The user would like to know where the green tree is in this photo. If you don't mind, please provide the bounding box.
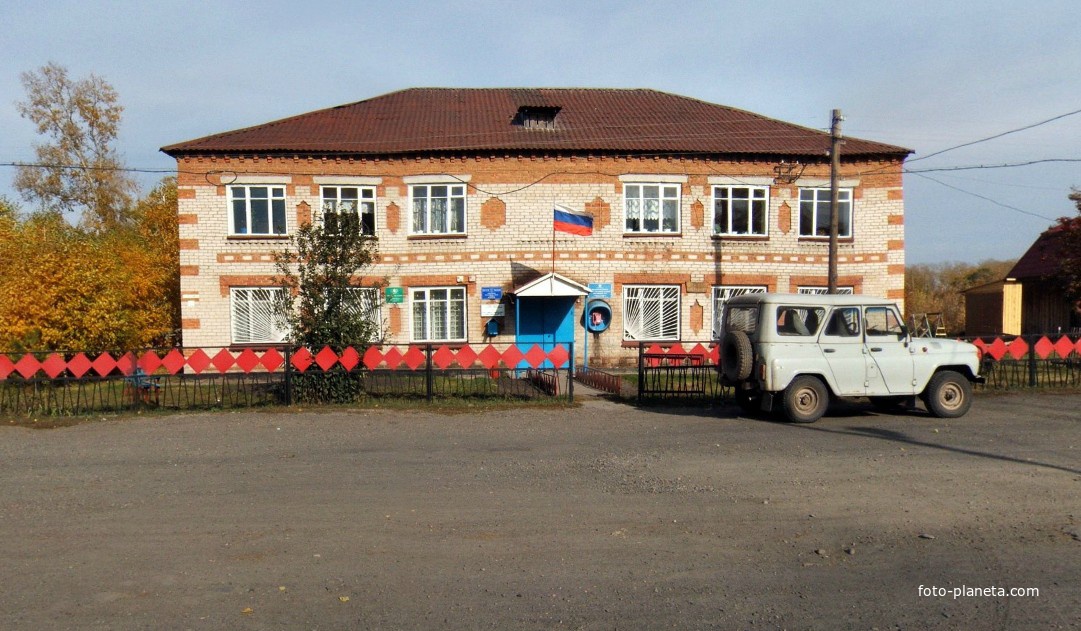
[14,62,137,230]
[274,214,383,402]
[1056,189,1081,311]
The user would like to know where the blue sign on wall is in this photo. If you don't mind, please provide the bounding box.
[481,287,503,301]
[588,283,612,299]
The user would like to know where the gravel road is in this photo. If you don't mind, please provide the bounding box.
[1,392,1079,630]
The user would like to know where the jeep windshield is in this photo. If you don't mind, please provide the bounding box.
[725,306,759,335]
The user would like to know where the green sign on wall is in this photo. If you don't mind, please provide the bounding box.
[385,287,404,304]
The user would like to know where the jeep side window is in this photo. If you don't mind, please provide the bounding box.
[776,307,825,336]
[824,308,860,337]
[865,307,904,336]
[725,306,758,335]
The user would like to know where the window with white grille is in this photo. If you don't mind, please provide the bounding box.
[231,288,288,344]
[411,287,467,342]
[623,285,680,341]
[712,286,767,338]
[797,286,854,295]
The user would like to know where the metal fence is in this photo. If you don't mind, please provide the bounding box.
[0,343,574,417]
[631,335,1081,403]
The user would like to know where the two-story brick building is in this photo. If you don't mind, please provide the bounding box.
[162,88,910,366]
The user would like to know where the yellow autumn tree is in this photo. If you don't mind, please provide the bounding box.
[0,179,179,352]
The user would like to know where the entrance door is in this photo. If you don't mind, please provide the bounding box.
[516,297,576,368]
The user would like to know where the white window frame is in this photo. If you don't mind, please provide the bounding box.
[798,187,852,238]
[229,185,288,236]
[410,184,467,235]
[411,286,467,342]
[797,286,854,295]
[623,183,681,234]
[321,185,376,235]
[230,287,288,344]
[623,285,681,341]
[712,285,767,338]
[712,186,769,236]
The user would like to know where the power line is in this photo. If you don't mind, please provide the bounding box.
[908,107,1081,163]
[905,158,1081,173]
[911,172,1058,221]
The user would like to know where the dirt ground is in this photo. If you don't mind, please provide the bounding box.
[1,392,1079,630]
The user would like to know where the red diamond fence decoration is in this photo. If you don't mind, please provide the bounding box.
[42,354,67,379]
[1054,336,1076,359]
[1034,337,1054,360]
[501,345,525,368]
[315,346,339,371]
[402,346,426,370]
[667,343,687,356]
[986,338,1007,361]
[259,348,284,372]
[523,344,547,368]
[382,347,404,369]
[1076,337,1081,355]
[432,346,456,369]
[455,345,478,368]
[235,349,261,373]
[291,348,313,373]
[139,350,163,374]
[546,345,569,368]
[363,346,385,369]
[15,354,41,379]
[708,345,720,364]
[92,352,117,377]
[116,352,136,376]
[0,355,14,379]
[211,349,236,373]
[339,347,360,371]
[1006,338,1029,360]
[185,349,211,374]
[689,343,709,358]
[67,353,92,378]
[477,345,501,369]
[161,349,187,375]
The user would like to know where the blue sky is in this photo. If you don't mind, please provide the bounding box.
[1,0,1079,264]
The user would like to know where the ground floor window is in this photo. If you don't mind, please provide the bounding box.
[712,286,767,338]
[623,285,680,341]
[412,287,467,342]
[231,287,288,344]
[797,286,854,295]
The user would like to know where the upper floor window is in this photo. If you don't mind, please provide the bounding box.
[230,186,287,236]
[799,188,852,238]
[411,184,466,235]
[624,184,680,234]
[623,285,680,341]
[322,186,375,235]
[713,186,768,236]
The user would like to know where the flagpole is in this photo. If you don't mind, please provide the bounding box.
[551,200,556,274]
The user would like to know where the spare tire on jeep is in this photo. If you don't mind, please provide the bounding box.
[721,330,754,382]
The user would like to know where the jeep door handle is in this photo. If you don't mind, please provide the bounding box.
[870,347,883,352]
[824,349,836,353]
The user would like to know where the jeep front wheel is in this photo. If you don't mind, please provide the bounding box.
[782,376,829,424]
[922,370,972,418]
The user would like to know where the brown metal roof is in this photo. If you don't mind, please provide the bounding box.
[1008,227,1066,280]
[161,88,911,159]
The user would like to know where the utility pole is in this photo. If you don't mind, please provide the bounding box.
[828,109,843,294]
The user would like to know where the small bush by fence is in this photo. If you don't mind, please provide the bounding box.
[0,343,574,417]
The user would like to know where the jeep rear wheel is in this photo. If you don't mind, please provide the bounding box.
[722,330,754,382]
[922,370,972,418]
[782,376,829,424]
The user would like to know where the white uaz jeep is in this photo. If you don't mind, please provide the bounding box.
[718,293,985,423]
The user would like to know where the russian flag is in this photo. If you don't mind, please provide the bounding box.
[553,204,593,236]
